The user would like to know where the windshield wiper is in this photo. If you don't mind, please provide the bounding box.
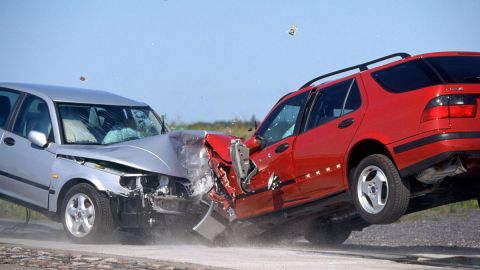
[72,141,102,145]
[463,76,480,83]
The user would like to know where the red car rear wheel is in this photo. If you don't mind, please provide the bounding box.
[352,154,410,224]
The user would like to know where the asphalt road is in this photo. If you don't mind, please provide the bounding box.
[0,210,479,270]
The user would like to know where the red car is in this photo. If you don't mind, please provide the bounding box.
[196,51,480,245]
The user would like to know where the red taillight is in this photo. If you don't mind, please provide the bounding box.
[421,95,478,122]
[421,106,449,122]
[449,104,477,118]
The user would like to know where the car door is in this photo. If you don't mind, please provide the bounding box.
[0,94,56,208]
[235,91,310,217]
[0,88,23,197]
[293,77,365,200]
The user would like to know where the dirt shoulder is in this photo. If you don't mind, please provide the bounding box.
[0,244,222,270]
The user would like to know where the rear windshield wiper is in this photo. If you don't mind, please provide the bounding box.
[462,76,480,83]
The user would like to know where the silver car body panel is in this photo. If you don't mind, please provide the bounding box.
[48,156,129,213]
[0,83,214,225]
[50,131,208,178]
[0,130,55,208]
[0,83,147,106]
[47,130,212,213]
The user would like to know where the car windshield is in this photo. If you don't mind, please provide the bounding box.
[57,103,167,145]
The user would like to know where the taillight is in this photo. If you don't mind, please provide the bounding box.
[421,95,478,122]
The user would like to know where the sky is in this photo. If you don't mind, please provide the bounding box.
[0,0,479,123]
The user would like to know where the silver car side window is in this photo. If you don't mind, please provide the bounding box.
[13,95,53,142]
[0,89,21,129]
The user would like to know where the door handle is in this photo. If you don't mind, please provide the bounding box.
[275,143,289,153]
[3,137,15,146]
[338,118,354,129]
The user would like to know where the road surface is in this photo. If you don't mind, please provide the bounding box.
[0,211,479,269]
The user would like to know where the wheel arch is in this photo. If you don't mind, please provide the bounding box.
[346,139,396,187]
[55,178,99,220]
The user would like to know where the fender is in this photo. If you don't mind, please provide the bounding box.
[205,133,238,163]
[343,134,394,188]
[49,157,128,212]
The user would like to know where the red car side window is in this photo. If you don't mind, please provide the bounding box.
[257,91,308,145]
[305,79,361,131]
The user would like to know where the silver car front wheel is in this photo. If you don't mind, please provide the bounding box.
[65,193,96,238]
[61,183,114,243]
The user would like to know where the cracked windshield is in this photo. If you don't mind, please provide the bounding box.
[58,104,166,145]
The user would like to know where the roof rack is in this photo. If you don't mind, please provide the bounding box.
[300,52,411,89]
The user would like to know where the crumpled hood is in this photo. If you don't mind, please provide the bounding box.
[52,130,209,179]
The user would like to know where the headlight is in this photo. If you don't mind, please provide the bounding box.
[119,174,173,192]
[119,176,137,190]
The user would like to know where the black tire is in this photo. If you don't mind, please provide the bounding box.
[351,154,410,224]
[61,183,115,243]
[304,221,351,246]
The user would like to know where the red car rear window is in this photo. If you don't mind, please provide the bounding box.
[426,56,480,84]
[372,56,480,93]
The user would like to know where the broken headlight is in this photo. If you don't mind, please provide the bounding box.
[119,174,190,197]
[119,174,169,191]
[119,176,138,190]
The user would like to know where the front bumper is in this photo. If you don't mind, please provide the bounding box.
[110,194,210,229]
[111,195,153,228]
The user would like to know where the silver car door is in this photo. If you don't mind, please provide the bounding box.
[0,95,55,208]
[0,89,23,200]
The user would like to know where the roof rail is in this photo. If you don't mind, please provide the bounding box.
[299,52,411,89]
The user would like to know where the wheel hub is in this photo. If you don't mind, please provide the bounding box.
[357,166,389,214]
[65,193,96,238]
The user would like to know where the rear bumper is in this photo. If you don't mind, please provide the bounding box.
[399,151,480,177]
[389,131,480,177]
[393,132,480,154]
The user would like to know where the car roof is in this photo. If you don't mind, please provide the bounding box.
[0,82,147,106]
[299,51,480,91]
[276,51,480,106]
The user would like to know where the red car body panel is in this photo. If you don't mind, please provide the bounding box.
[205,51,480,223]
[205,133,234,163]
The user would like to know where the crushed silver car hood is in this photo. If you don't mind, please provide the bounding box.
[52,130,209,180]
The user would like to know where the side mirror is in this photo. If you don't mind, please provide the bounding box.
[28,130,48,148]
[245,135,263,154]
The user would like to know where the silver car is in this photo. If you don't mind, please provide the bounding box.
[0,83,215,242]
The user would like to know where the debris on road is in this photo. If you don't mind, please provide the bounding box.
[0,245,213,270]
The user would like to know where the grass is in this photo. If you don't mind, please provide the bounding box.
[0,200,47,220]
[401,199,479,222]
[169,119,256,139]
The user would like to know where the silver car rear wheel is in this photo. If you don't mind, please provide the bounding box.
[65,193,96,238]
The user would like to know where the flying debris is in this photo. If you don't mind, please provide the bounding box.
[288,24,298,36]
